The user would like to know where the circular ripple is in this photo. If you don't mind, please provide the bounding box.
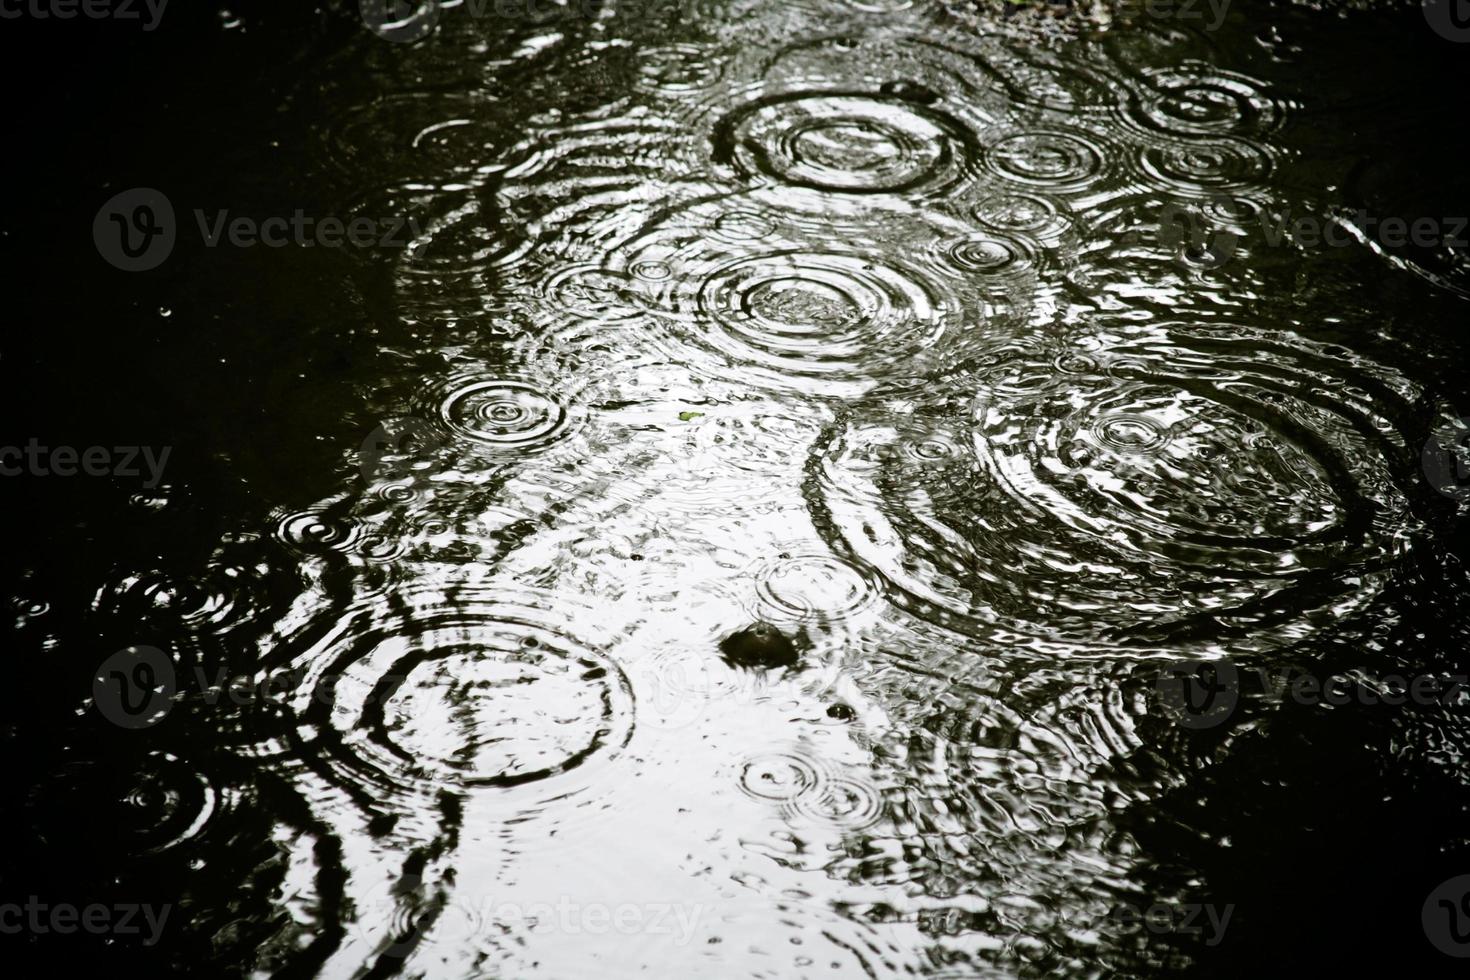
[1139,137,1272,193]
[1127,64,1282,138]
[635,44,722,95]
[711,208,779,243]
[541,264,653,323]
[1090,411,1171,455]
[275,510,362,555]
[712,92,977,195]
[984,131,1106,193]
[346,183,536,276]
[738,751,825,803]
[809,324,1417,650]
[325,93,507,181]
[935,232,1039,277]
[630,259,674,282]
[753,552,878,625]
[436,379,577,451]
[985,43,1132,115]
[29,753,217,857]
[793,775,884,829]
[971,192,1073,244]
[93,561,274,636]
[687,249,961,383]
[271,586,634,803]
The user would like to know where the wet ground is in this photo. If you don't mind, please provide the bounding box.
[2,0,1469,976]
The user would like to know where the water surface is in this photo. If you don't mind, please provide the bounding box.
[2,0,1468,976]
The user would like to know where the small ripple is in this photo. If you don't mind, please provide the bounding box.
[983,41,1134,115]
[274,509,363,556]
[540,263,657,323]
[934,232,1041,277]
[983,130,1109,194]
[752,551,879,625]
[92,560,275,636]
[739,750,826,804]
[712,91,979,197]
[635,43,723,95]
[346,182,537,277]
[970,192,1073,245]
[1138,137,1273,193]
[1125,63,1283,139]
[324,92,509,182]
[793,774,884,829]
[435,378,578,451]
[710,207,780,243]
[29,753,218,857]
[677,248,967,393]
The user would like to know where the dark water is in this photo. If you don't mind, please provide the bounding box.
[2,0,1469,976]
